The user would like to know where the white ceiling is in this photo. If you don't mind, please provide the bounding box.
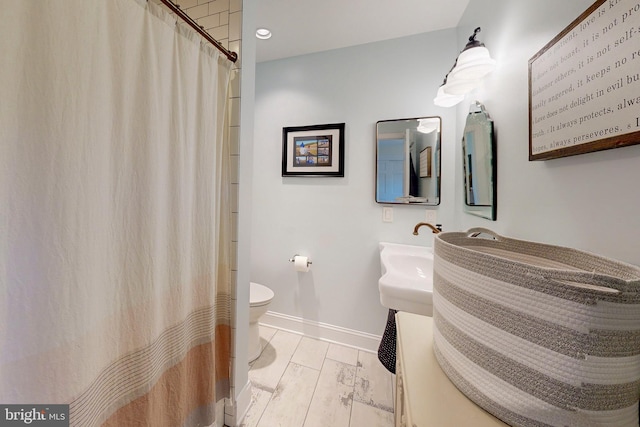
[255,0,471,63]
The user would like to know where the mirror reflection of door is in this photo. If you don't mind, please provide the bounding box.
[376,138,404,201]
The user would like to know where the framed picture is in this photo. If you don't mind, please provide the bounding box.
[282,123,345,177]
[419,146,432,178]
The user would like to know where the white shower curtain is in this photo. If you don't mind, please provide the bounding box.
[0,1,233,426]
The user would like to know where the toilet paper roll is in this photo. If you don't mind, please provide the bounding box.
[294,255,310,272]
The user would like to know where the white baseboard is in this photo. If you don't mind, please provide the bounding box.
[260,311,382,353]
[224,380,251,427]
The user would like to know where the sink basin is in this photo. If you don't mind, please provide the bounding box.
[378,242,434,316]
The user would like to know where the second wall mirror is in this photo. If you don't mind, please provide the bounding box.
[376,116,441,205]
[462,101,496,220]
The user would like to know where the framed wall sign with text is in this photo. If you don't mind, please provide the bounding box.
[529,0,640,160]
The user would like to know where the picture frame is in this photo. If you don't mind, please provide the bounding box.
[419,146,432,178]
[282,123,345,177]
[528,0,640,161]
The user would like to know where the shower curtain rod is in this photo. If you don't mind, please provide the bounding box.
[158,0,238,63]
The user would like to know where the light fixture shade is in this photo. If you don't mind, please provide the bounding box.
[433,27,495,105]
[433,85,464,107]
[448,46,496,81]
[442,75,482,96]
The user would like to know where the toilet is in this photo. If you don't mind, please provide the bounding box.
[248,282,275,362]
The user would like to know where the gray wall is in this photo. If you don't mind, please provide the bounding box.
[252,30,458,335]
[251,0,640,337]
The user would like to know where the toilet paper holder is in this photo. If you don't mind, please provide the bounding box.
[289,254,312,267]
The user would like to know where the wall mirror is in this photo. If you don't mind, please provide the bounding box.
[462,101,496,220]
[376,116,441,205]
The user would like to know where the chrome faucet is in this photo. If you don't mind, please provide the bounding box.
[413,222,442,235]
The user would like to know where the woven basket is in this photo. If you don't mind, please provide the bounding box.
[433,228,640,427]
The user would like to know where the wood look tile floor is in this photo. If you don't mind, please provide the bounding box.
[241,326,395,427]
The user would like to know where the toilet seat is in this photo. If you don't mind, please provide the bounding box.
[250,282,274,307]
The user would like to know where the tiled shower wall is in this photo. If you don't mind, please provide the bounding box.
[157,0,244,411]
[184,0,244,406]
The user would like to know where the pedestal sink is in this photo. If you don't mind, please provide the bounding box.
[378,242,434,316]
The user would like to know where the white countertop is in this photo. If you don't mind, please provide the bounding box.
[395,311,509,427]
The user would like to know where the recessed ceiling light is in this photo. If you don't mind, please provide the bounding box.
[256,28,272,40]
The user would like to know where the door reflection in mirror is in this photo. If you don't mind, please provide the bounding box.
[376,117,441,206]
[462,101,496,220]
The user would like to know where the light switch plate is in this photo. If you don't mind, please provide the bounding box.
[383,207,393,223]
[425,210,437,223]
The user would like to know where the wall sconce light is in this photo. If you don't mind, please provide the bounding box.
[448,27,496,82]
[434,27,496,106]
